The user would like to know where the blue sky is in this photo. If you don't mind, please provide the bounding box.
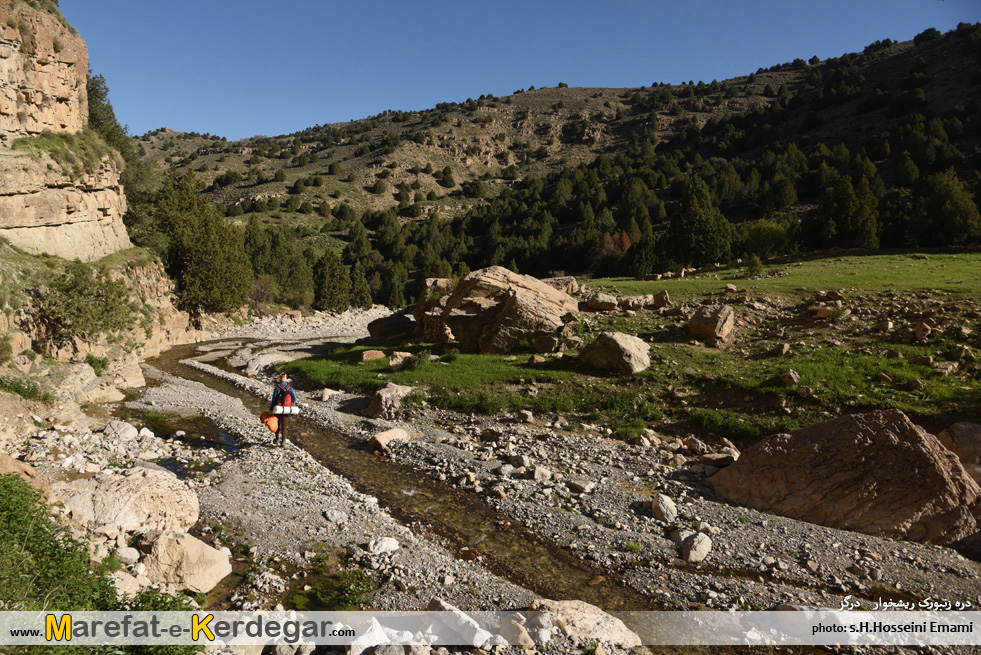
[61,0,980,141]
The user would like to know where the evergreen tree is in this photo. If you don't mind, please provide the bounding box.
[313,250,351,312]
[350,261,373,309]
[387,262,408,308]
[664,176,732,267]
[911,170,981,246]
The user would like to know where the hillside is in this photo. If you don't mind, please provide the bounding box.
[141,26,978,224]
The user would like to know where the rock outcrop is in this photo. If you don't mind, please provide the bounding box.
[418,266,578,354]
[579,332,651,374]
[0,4,131,261]
[0,4,87,144]
[711,410,981,545]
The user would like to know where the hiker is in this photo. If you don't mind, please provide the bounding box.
[270,372,297,446]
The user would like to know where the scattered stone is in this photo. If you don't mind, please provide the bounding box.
[361,350,386,362]
[103,420,138,441]
[649,493,678,523]
[778,370,801,386]
[369,428,411,453]
[388,351,413,371]
[517,410,534,423]
[682,533,712,563]
[365,383,414,420]
[689,305,735,343]
[367,537,400,555]
[586,293,618,311]
[771,343,791,357]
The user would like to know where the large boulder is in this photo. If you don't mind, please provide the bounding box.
[367,312,416,339]
[53,468,199,534]
[365,382,414,420]
[579,332,651,374]
[528,599,641,648]
[419,267,578,354]
[689,304,735,343]
[939,423,981,485]
[140,530,232,593]
[710,410,981,545]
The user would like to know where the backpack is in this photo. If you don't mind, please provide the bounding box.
[277,383,293,407]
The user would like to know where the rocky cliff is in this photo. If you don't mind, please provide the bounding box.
[0,2,131,262]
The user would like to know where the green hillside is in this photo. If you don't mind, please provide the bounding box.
[122,24,981,313]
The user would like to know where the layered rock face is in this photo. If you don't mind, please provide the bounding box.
[0,4,131,261]
[0,5,87,144]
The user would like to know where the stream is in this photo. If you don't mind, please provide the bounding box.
[147,339,656,613]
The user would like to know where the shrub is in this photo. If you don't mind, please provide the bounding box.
[0,377,55,403]
[85,353,109,376]
[35,261,136,347]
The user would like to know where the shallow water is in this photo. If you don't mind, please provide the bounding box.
[150,339,655,612]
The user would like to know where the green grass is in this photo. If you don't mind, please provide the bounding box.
[589,250,981,302]
[287,251,981,440]
[12,128,116,180]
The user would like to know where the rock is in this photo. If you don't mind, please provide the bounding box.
[533,334,560,353]
[366,537,400,555]
[579,332,651,375]
[244,352,291,376]
[586,293,618,311]
[532,466,553,482]
[365,382,414,420]
[321,388,342,401]
[540,276,579,295]
[651,290,671,308]
[915,322,933,342]
[417,267,578,354]
[361,350,386,362]
[116,546,140,565]
[369,428,410,453]
[428,598,492,647]
[388,351,412,371]
[771,343,791,356]
[367,312,415,339]
[649,493,677,523]
[103,420,139,441]
[682,533,712,563]
[53,468,199,534]
[778,370,801,386]
[517,409,534,423]
[699,452,735,467]
[0,453,51,500]
[938,423,981,485]
[322,509,348,524]
[710,410,981,545]
[689,305,735,343]
[140,530,232,593]
[414,278,456,342]
[109,571,142,598]
[528,599,641,648]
